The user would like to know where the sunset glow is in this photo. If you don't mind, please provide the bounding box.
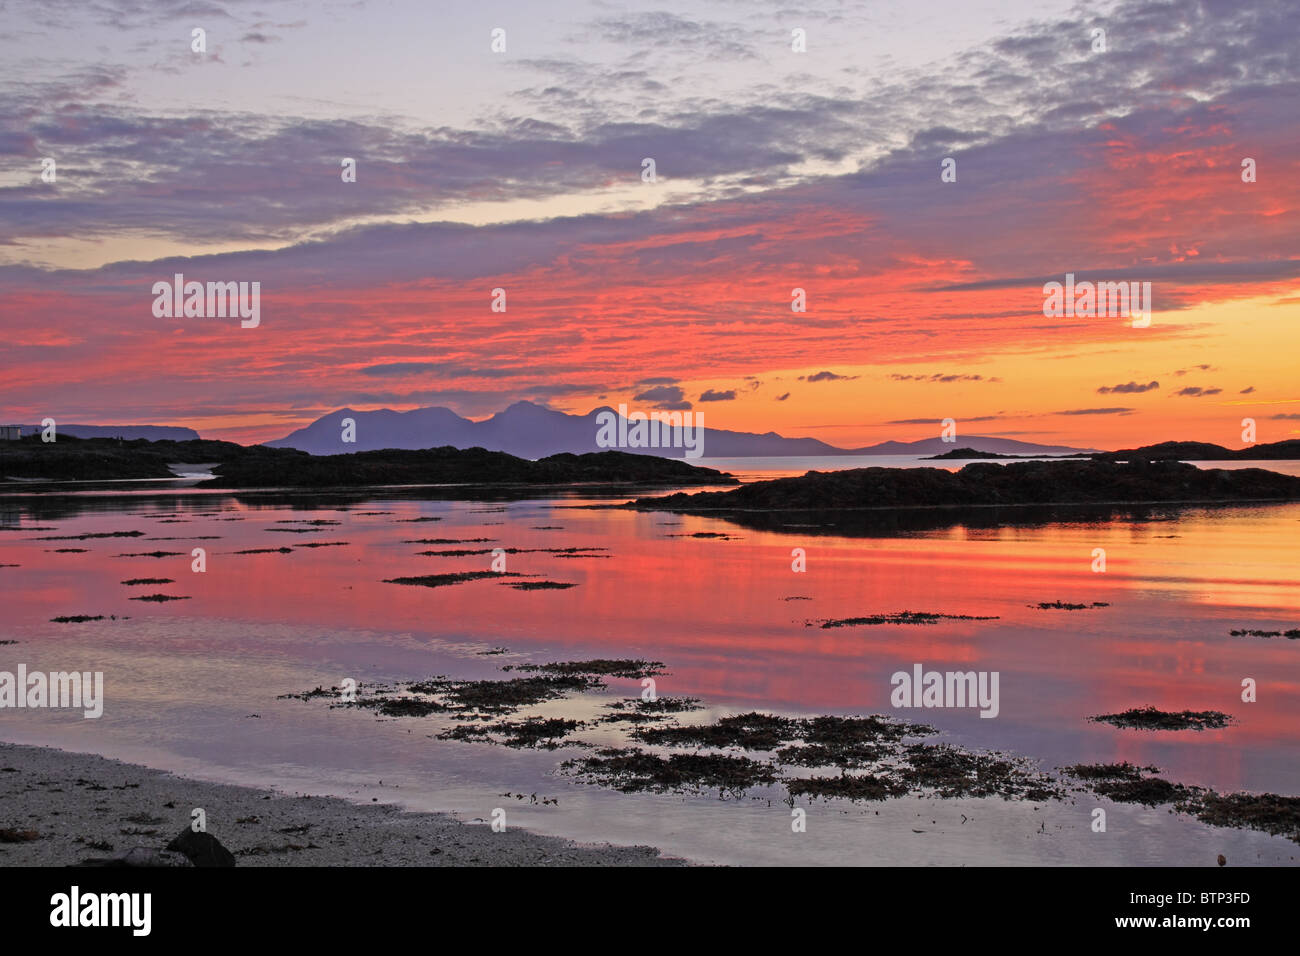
[2,0,1295,448]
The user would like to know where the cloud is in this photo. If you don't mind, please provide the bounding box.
[1172,386,1223,397]
[524,383,596,399]
[1097,380,1159,394]
[359,362,542,379]
[0,96,860,252]
[587,12,760,60]
[632,385,691,410]
[801,371,858,382]
[1053,407,1135,416]
[774,392,790,401]
[935,262,1300,296]
[698,389,736,402]
[1239,386,1256,394]
[889,373,1000,383]
[9,0,1300,280]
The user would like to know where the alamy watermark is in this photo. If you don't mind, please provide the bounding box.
[0,665,103,718]
[1043,273,1151,328]
[891,663,999,718]
[151,273,260,328]
[595,404,705,458]
[50,886,150,936]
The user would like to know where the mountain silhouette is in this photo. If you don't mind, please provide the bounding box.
[11,424,201,441]
[266,401,1097,459]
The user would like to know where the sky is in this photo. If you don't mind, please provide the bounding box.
[0,0,1297,447]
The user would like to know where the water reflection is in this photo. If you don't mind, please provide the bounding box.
[1,482,1297,864]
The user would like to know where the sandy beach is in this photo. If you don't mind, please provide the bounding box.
[0,742,681,866]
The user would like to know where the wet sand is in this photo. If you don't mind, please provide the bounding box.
[0,742,681,866]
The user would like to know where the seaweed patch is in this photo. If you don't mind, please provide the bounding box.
[438,717,586,749]
[815,611,999,628]
[1089,707,1233,731]
[384,571,524,588]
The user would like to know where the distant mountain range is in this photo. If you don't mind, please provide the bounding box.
[11,424,201,441]
[265,401,1100,459]
[17,407,1295,463]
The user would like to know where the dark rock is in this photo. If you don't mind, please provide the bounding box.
[0,434,736,488]
[200,446,735,490]
[166,827,237,867]
[637,460,1300,513]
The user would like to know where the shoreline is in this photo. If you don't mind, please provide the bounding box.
[0,741,683,867]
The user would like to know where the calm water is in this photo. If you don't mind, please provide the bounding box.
[1,461,1298,865]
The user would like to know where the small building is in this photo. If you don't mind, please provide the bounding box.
[0,425,23,440]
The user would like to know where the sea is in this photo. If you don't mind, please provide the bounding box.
[1,454,1297,865]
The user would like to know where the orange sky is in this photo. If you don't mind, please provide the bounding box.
[2,2,1298,450]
